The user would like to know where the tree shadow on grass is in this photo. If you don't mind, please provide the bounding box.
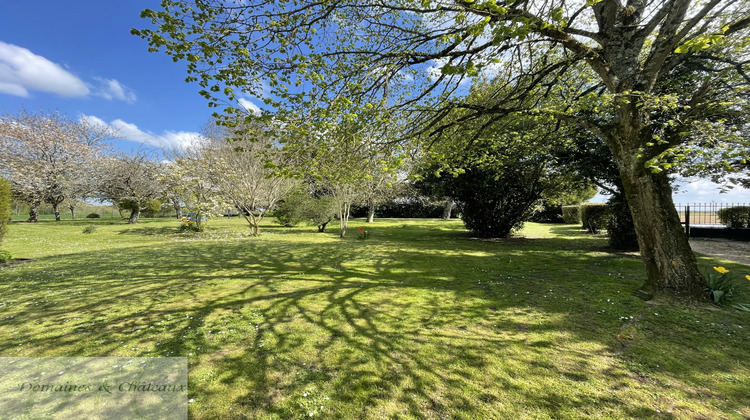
[0,229,747,418]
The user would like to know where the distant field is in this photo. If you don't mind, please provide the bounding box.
[1,218,749,418]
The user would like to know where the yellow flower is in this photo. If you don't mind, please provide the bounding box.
[746,275,750,281]
[713,266,729,274]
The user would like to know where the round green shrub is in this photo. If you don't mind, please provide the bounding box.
[85,213,101,219]
[607,196,639,250]
[448,164,544,238]
[141,200,162,218]
[0,250,12,264]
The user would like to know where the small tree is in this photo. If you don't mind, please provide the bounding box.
[98,151,164,224]
[199,120,298,235]
[164,141,231,231]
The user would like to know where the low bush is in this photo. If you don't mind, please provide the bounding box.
[448,163,545,238]
[141,200,163,218]
[717,206,750,229]
[562,205,581,224]
[0,250,12,263]
[82,226,97,234]
[86,213,101,219]
[581,203,609,234]
[607,195,639,251]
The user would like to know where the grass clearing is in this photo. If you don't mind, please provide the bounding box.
[1,217,749,418]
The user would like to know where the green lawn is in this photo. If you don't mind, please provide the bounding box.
[1,217,749,418]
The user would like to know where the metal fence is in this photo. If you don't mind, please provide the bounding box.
[676,202,750,241]
[675,202,750,227]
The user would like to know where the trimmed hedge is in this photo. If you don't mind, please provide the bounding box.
[351,200,447,219]
[562,205,581,224]
[0,177,10,248]
[607,196,639,251]
[717,206,750,229]
[581,203,609,233]
[86,213,101,219]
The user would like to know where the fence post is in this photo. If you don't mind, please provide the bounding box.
[685,205,690,238]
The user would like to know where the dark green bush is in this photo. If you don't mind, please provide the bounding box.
[274,191,337,232]
[274,191,309,226]
[717,206,750,229]
[580,203,609,234]
[0,177,10,248]
[141,200,163,218]
[607,195,639,250]
[447,163,545,238]
[86,213,101,219]
[562,205,581,224]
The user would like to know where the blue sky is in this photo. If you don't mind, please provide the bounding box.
[0,1,249,151]
[0,1,748,203]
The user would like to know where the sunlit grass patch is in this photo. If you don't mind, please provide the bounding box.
[1,217,749,418]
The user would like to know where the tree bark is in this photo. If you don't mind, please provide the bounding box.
[69,204,76,220]
[27,200,40,223]
[366,201,375,223]
[128,206,140,224]
[339,203,350,238]
[173,200,182,219]
[52,203,61,221]
[442,199,453,220]
[613,141,705,299]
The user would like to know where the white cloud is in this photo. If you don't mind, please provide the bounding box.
[0,41,135,103]
[673,178,750,204]
[93,77,136,103]
[0,41,89,97]
[238,98,261,115]
[82,115,201,150]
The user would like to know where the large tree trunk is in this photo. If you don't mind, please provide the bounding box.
[442,199,453,220]
[128,206,140,224]
[52,203,61,221]
[614,144,705,299]
[366,202,375,223]
[27,200,40,223]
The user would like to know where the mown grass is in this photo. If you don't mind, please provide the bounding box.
[1,217,749,419]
